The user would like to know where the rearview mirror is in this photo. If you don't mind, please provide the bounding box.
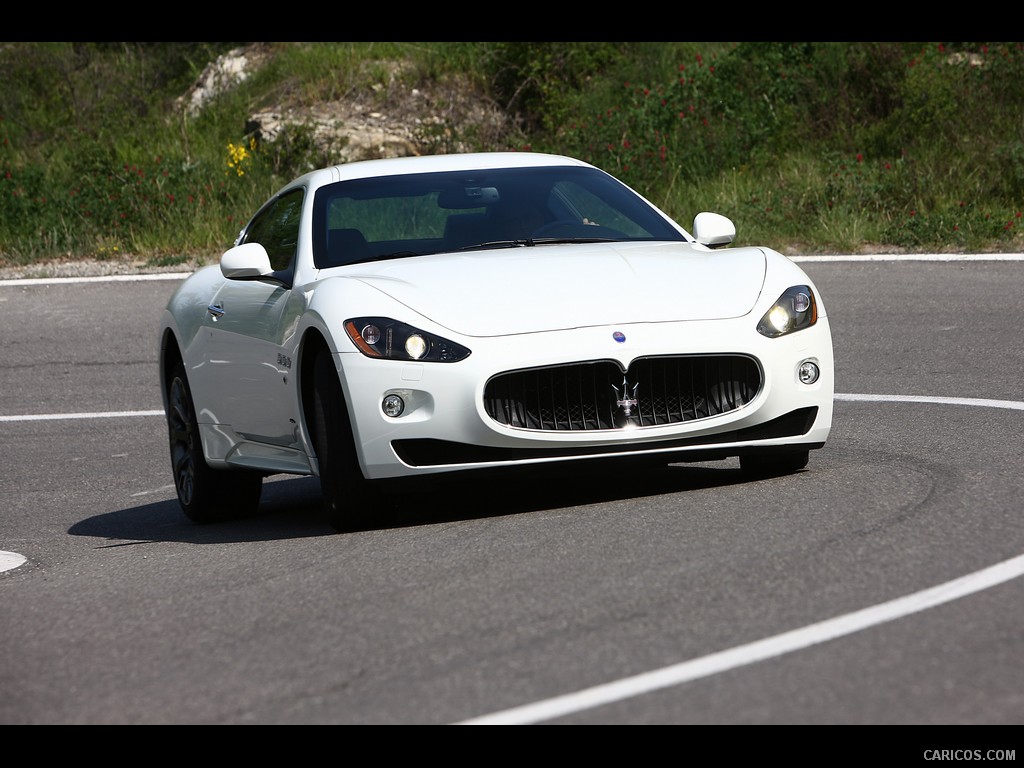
[438,186,500,209]
[221,242,274,279]
[692,212,736,248]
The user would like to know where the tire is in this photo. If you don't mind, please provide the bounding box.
[166,361,263,522]
[311,351,380,532]
[740,450,810,477]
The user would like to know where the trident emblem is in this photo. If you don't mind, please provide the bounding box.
[612,377,639,418]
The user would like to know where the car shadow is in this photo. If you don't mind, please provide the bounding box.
[68,460,779,544]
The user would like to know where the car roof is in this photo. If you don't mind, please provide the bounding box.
[290,151,596,189]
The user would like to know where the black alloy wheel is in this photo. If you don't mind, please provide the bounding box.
[166,361,263,522]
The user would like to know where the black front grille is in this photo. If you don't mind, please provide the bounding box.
[484,355,762,431]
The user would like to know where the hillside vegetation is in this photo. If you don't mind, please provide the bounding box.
[1,41,1022,270]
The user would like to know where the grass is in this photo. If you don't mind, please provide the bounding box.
[1,41,1021,269]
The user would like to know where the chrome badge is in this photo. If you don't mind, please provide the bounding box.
[612,377,639,427]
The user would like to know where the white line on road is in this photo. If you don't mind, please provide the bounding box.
[791,253,1024,262]
[4,391,1024,724]
[0,273,191,287]
[0,253,1022,291]
[0,410,164,422]
[457,553,1024,724]
[454,391,1024,723]
[3,393,1022,423]
[835,392,1024,411]
[0,551,27,572]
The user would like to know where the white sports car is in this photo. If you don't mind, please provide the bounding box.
[159,151,834,531]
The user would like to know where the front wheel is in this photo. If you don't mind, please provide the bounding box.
[166,361,263,522]
[311,351,381,532]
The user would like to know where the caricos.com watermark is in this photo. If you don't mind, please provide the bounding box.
[924,750,1015,761]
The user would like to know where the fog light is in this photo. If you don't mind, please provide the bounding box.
[382,394,405,417]
[798,360,820,385]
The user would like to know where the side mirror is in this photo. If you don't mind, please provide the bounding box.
[692,212,736,248]
[220,242,274,279]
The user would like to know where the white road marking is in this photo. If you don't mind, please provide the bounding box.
[0,410,164,422]
[130,485,177,498]
[0,551,27,572]
[457,554,1024,724]
[836,392,1024,411]
[3,389,1024,723]
[0,273,191,287]
[791,253,1024,262]
[0,254,1021,291]
[456,390,1024,723]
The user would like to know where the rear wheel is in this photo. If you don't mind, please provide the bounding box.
[740,450,810,476]
[311,351,380,532]
[166,361,263,522]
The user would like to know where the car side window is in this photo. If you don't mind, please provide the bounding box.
[241,187,304,272]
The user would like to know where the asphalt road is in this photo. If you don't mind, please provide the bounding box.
[1,257,1023,737]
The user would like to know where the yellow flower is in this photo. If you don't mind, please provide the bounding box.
[226,142,252,177]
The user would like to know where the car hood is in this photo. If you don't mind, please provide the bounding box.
[343,241,767,336]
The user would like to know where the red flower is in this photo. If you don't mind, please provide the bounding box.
[856,153,863,163]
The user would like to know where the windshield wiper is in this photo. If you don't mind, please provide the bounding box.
[530,236,619,245]
[348,250,423,264]
[457,239,534,251]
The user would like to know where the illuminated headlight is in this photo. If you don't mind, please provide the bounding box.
[757,286,818,338]
[344,317,471,362]
[382,393,405,417]
[405,334,428,360]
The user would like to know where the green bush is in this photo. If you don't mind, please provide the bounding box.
[0,41,1021,267]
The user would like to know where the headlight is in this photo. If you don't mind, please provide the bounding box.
[757,285,818,338]
[344,317,471,362]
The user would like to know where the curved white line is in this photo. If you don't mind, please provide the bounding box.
[2,394,1022,422]
[835,393,1024,411]
[4,391,1024,714]
[456,391,1024,724]
[0,255,1020,290]
[458,554,1024,724]
[0,551,27,573]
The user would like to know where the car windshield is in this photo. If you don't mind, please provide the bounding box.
[311,164,688,268]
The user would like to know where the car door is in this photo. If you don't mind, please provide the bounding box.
[200,188,306,448]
